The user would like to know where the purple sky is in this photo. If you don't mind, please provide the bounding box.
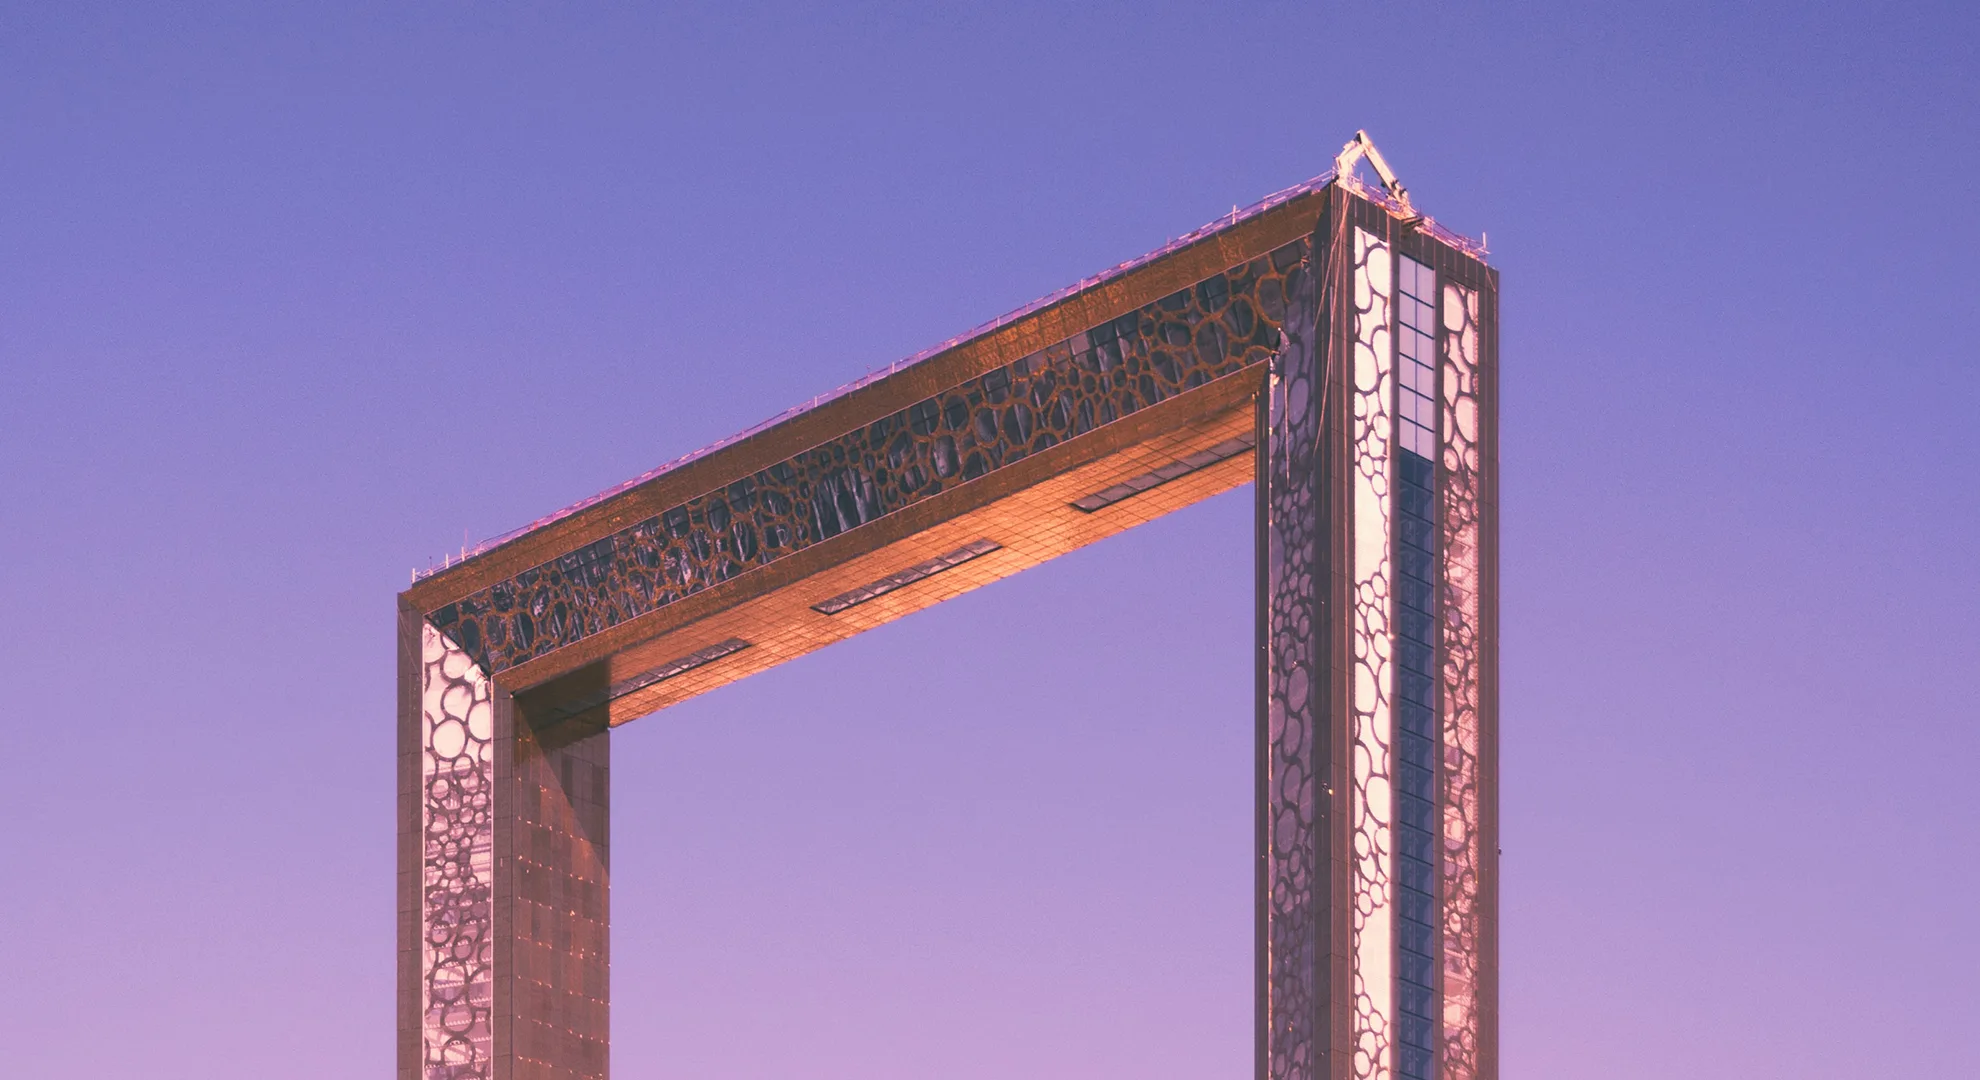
[3,3,1975,1078]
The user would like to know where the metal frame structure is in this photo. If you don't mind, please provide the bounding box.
[398,139,1498,1080]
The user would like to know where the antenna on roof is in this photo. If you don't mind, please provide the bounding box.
[1334,130,1416,218]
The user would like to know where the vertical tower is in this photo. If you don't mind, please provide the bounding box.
[400,604,611,1080]
[1260,179,1498,1080]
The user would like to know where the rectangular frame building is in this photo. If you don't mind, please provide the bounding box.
[398,160,1498,1080]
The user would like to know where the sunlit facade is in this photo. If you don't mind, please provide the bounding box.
[399,155,1497,1080]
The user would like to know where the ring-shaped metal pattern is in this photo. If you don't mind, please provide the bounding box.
[1349,227,1396,1080]
[430,244,1309,675]
[1437,284,1484,1080]
[1264,244,1321,1080]
[419,623,495,1080]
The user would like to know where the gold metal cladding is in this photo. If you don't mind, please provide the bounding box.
[812,539,1002,615]
[419,236,1308,689]
[515,369,1268,733]
[1069,431,1258,512]
[533,639,753,729]
[394,170,1497,1080]
[404,187,1330,617]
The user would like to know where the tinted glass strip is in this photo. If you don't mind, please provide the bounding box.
[811,539,1001,615]
[1069,432,1257,512]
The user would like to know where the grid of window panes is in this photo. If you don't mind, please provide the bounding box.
[1394,253,1440,1079]
[1397,257,1438,458]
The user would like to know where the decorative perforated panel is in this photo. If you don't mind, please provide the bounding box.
[1263,227,1322,1080]
[430,245,1308,676]
[1438,283,1485,1080]
[1349,226,1397,1080]
[399,173,1496,1080]
[418,624,496,1080]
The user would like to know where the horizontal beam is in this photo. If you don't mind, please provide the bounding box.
[406,180,1335,724]
[517,372,1265,731]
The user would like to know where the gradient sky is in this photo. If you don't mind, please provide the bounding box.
[3,3,1976,1078]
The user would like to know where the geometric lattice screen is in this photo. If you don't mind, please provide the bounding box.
[398,152,1499,1080]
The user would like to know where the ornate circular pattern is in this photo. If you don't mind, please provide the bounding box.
[420,624,495,1080]
[431,242,1309,675]
[1438,283,1484,1080]
[1264,236,1321,1080]
[1348,226,1397,1080]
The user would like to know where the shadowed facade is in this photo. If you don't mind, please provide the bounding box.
[398,156,1498,1080]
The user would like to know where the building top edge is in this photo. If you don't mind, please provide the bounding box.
[412,170,1484,583]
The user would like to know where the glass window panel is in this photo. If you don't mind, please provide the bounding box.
[1399,452,1433,488]
[1400,256,1433,302]
[1399,482,1432,520]
[1398,909,1435,950]
[1398,760,1434,799]
[1398,894,1435,934]
[1409,296,1434,333]
[1400,952,1434,991]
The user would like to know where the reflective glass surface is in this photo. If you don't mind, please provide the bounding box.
[1394,447,1439,1080]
